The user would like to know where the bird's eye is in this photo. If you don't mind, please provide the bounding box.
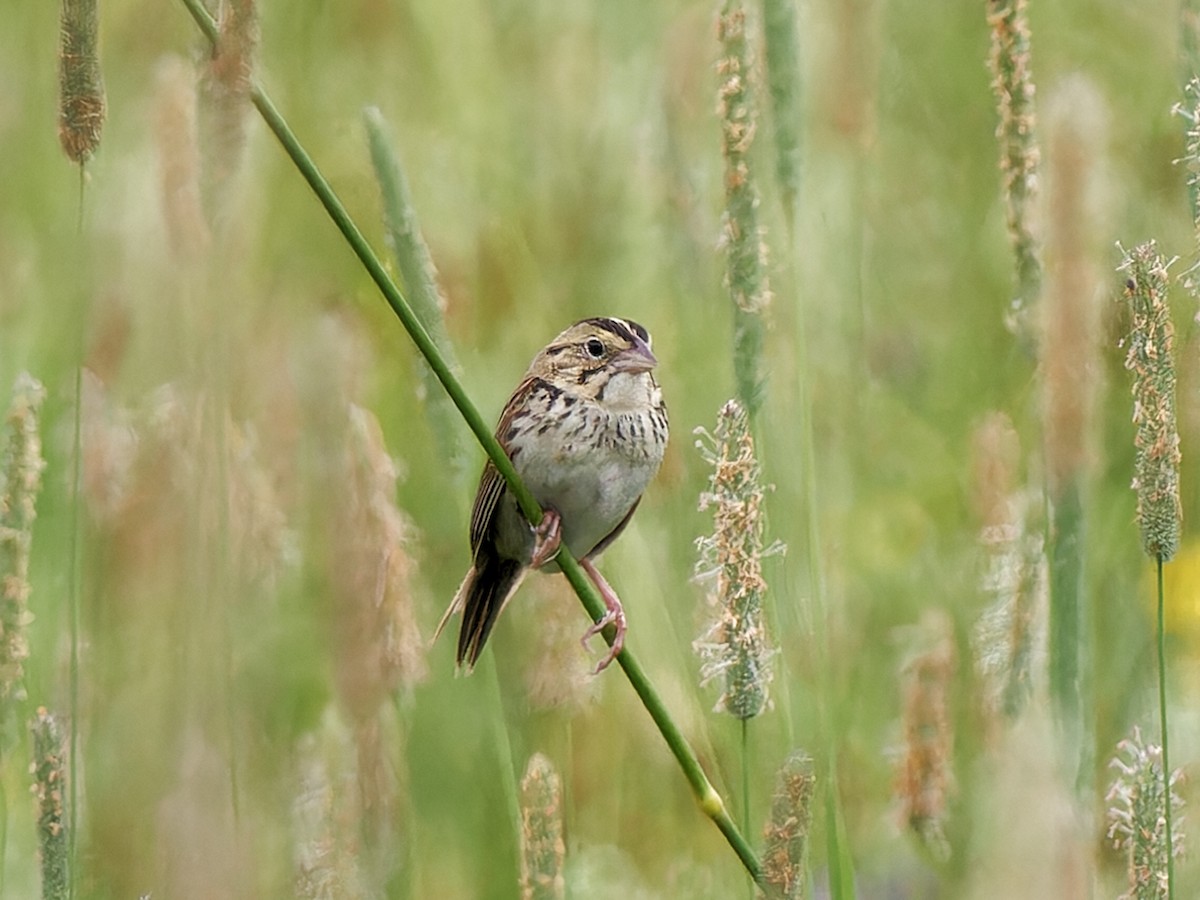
[585,338,605,358]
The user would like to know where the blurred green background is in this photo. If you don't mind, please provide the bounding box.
[2,0,1200,897]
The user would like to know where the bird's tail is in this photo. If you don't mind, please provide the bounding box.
[434,551,526,670]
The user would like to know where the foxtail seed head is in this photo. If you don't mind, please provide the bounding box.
[717,1,771,416]
[30,708,69,900]
[761,750,815,898]
[987,0,1042,341]
[1106,726,1184,899]
[58,0,106,162]
[0,374,46,702]
[1119,242,1182,561]
[693,399,780,720]
[519,754,565,900]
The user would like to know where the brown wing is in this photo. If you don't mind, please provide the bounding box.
[468,461,507,555]
[466,375,548,554]
[465,372,554,549]
[436,376,543,666]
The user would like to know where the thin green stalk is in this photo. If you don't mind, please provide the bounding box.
[823,766,854,900]
[1157,558,1175,900]
[742,719,752,900]
[481,651,524,873]
[67,143,88,900]
[174,0,762,882]
[760,3,856,888]
[1047,481,1082,734]
[67,362,81,900]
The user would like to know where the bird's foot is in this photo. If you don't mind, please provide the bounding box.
[579,558,626,673]
[529,509,562,569]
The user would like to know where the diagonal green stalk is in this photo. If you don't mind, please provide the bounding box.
[175,0,762,883]
[1157,558,1175,899]
[1047,480,1084,765]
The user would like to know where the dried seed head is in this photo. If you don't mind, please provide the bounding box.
[30,708,69,900]
[987,0,1042,339]
[81,371,138,523]
[693,399,781,720]
[970,411,1020,533]
[154,57,210,259]
[1118,242,1182,561]
[199,0,259,222]
[330,404,427,722]
[0,373,46,702]
[760,750,815,898]
[58,0,106,162]
[519,753,565,900]
[972,488,1047,723]
[895,609,957,862]
[1106,726,1184,899]
[1041,77,1105,494]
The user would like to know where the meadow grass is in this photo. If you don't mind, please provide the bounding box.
[3,0,1200,897]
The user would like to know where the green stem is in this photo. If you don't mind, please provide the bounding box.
[175,0,763,883]
[1047,481,1082,738]
[1157,558,1175,900]
[558,559,763,881]
[742,718,753,900]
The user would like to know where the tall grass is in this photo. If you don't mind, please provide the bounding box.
[3,0,1200,896]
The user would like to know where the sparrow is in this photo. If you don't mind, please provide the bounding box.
[436,317,668,673]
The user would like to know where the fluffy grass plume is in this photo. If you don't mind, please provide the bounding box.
[694,399,778,720]
[199,0,258,221]
[0,374,46,703]
[154,57,211,259]
[760,750,815,899]
[1041,77,1104,496]
[1040,77,1105,732]
[970,413,1045,721]
[717,0,772,417]
[519,753,565,900]
[1106,727,1184,900]
[57,0,105,162]
[1119,243,1181,562]
[30,708,69,900]
[987,0,1042,339]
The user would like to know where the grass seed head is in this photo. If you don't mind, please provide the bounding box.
[0,374,46,702]
[987,0,1042,340]
[519,753,565,900]
[1106,726,1184,899]
[895,609,957,862]
[30,708,69,900]
[694,399,779,720]
[1119,242,1182,562]
[58,0,106,162]
[761,750,815,898]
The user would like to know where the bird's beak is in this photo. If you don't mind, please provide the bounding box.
[609,337,658,374]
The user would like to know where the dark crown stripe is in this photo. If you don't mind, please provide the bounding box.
[583,316,641,344]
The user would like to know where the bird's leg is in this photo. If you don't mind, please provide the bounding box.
[529,508,562,569]
[579,558,626,673]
